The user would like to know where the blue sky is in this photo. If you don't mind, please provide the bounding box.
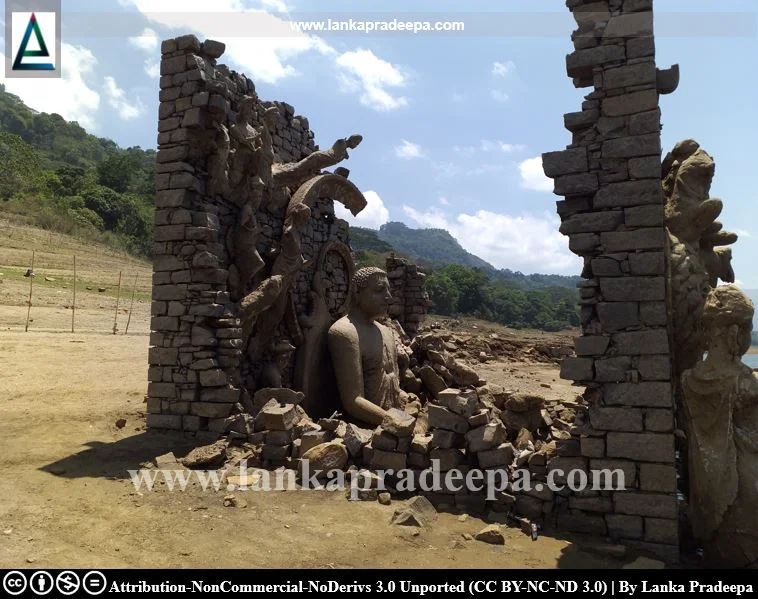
[1,0,756,285]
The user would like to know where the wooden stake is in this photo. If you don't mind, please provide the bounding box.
[113,270,122,335]
[124,274,138,335]
[71,255,76,333]
[24,250,35,332]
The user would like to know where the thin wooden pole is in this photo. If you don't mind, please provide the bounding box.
[124,274,138,335]
[71,255,76,333]
[113,271,122,335]
[25,251,35,332]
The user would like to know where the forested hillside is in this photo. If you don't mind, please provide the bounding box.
[0,85,155,256]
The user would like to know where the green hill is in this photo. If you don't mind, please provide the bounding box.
[0,85,155,256]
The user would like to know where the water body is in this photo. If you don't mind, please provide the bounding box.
[744,352,758,369]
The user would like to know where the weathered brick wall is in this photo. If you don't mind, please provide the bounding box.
[147,34,351,436]
[386,255,430,337]
[542,0,679,562]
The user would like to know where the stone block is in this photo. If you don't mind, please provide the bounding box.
[146,414,183,430]
[602,133,660,159]
[590,406,643,432]
[569,496,613,512]
[645,408,673,432]
[566,45,626,78]
[427,404,469,433]
[580,437,605,458]
[595,356,633,382]
[604,382,672,407]
[628,109,660,135]
[600,277,664,301]
[606,514,643,539]
[560,357,594,381]
[557,512,607,536]
[542,148,588,177]
[644,517,678,544]
[594,179,662,208]
[602,90,658,117]
[628,155,661,178]
[559,211,624,234]
[606,432,675,462]
[603,61,656,88]
[554,173,599,195]
[590,459,636,488]
[569,233,601,254]
[147,382,176,398]
[477,443,515,469]
[601,228,666,251]
[260,404,300,431]
[637,356,671,381]
[576,335,610,356]
[639,463,677,492]
[597,302,640,331]
[612,329,669,354]
[603,11,654,38]
[628,251,665,274]
[613,491,678,519]
[640,301,667,325]
[190,402,233,419]
[149,347,178,365]
[465,422,507,453]
[564,109,599,132]
[591,258,622,277]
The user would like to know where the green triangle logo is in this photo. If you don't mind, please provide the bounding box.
[12,13,55,71]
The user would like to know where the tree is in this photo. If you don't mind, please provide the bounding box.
[0,132,41,198]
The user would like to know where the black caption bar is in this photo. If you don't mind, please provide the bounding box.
[1,568,754,597]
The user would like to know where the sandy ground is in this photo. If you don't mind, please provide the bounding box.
[0,221,652,569]
[0,306,646,570]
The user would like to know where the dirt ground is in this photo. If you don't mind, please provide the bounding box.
[0,221,653,569]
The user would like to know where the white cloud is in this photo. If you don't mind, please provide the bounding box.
[260,0,289,11]
[491,90,509,102]
[0,43,100,130]
[439,197,450,206]
[103,76,145,120]
[129,27,159,51]
[120,0,333,84]
[492,60,515,78]
[465,164,505,177]
[403,206,579,274]
[336,48,408,112]
[734,228,752,238]
[453,145,476,157]
[519,157,553,192]
[480,140,525,153]
[144,59,160,78]
[334,190,389,229]
[395,139,423,160]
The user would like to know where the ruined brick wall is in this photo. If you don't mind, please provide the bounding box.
[385,255,430,337]
[542,0,679,561]
[147,34,350,436]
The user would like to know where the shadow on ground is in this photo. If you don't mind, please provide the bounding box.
[39,432,197,480]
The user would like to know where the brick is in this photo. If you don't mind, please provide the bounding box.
[606,432,674,462]
[590,406,643,432]
[601,228,665,251]
[602,133,660,158]
[594,179,662,208]
[604,382,672,407]
[559,211,624,234]
[644,517,678,544]
[602,90,658,117]
[639,463,677,492]
[600,277,664,301]
[612,329,669,354]
[613,491,678,518]
[542,148,588,177]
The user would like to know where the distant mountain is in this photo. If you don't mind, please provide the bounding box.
[350,222,580,290]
